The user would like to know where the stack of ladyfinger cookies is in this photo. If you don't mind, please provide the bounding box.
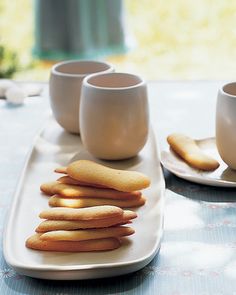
[26,160,150,252]
[40,160,148,209]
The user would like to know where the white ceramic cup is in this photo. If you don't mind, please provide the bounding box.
[80,72,149,160]
[216,82,236,170]
[49,60,114,134]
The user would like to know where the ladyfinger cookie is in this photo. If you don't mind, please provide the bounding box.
[39,205,123,221]
[40,181,59,196]
[67,160,150,192]
[40,226,134,242]
[167,133,220,171]
[57,176,107,188]
[54,166,67,174]
[40,182,141,199]
[49,195,146,209]
[35,210,137,232]
[26,234,121,252]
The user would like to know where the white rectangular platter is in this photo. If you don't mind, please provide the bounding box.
[3,117,165,280]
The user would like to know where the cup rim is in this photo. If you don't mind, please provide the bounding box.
[221,81,236,98]
[83,72,146,90]
[51,60,114,78]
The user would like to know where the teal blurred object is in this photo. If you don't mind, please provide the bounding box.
[33,0,128,60]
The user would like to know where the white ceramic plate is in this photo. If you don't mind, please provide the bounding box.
[161,137,236,187]
[3,118,165,280]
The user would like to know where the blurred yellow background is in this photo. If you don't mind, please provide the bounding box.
[1,0,236,81]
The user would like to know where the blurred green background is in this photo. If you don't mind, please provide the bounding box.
[1,0,236,81]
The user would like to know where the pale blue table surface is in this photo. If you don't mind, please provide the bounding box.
[0,81,236,295]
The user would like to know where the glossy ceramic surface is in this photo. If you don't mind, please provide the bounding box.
[49,60,114,134]
[3,118,164,280]
[216,82,236,170]
[80,73,149,160]
[161,137,236,187]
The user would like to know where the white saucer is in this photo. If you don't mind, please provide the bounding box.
[161,137,236,187]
